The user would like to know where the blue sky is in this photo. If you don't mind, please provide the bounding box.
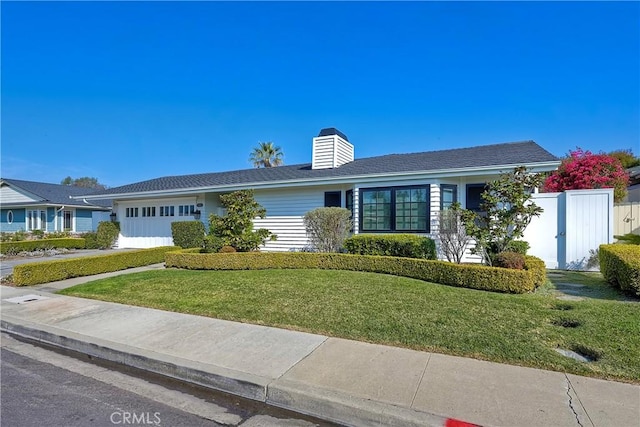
[2,1,638,188]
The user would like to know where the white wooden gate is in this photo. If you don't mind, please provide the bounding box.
[525,189,614,270]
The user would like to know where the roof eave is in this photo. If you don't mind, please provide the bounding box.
[73,160,560,201]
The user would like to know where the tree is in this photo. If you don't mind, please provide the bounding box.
[303,207,353,252]
[456,166,544,266]
[437,202,472,264]
[544,148,630,202]
[607,149,640,169]
[61,176,107,190]
[249,142,284,168]
[208,189,276,252]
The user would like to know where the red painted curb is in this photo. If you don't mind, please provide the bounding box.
[445,418,481,427]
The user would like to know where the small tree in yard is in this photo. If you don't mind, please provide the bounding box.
[456,166,544,266]
[304,207,353,252]
[208,189,276,252]
[438,202,472,264]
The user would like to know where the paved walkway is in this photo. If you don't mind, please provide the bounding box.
[1,272,639,427]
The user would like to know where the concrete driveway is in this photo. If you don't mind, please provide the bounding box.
[0,249,137,278]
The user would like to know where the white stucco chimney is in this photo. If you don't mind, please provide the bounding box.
[311,128,354,170]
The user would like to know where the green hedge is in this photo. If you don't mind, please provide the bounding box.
[524,255,547,288]
[344,234,437,259]
[599,244,640,296]
[13,246,178,286]
[0,238,86,255]
[166,250,547,294]
[171,221,206,249]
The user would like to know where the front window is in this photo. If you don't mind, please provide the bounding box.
[7,210,13,224]
[179,205,195,216]
[63,210,72,231]
[361,189,391,231]
[27,210,46,231]
[360,186,430,233]
[440,185,458,210]
[466,184,486,212]
[324,191,341,208]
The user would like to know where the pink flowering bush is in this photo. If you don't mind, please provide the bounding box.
[544,148,630,202]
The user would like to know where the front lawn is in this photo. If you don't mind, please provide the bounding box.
[58,269,640,383]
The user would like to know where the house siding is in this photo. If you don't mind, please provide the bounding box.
[254,187,339,251]
[76,209,94,232]
[0,208,26,233]
[0,185,37,204]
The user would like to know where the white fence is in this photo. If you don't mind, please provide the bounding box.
[524,189,614,270]
[614,202,640,236]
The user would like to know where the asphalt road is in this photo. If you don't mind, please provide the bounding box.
[1,333,333,427]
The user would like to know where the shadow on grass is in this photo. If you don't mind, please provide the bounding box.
[542,270,639,303]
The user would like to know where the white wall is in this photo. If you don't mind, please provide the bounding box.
[254,186,347,251]
[525,189,614,270]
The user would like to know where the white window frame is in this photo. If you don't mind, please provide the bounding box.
[7,210,13,224]
[27,209,47,231]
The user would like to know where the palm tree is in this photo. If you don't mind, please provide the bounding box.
[249,141,284,168]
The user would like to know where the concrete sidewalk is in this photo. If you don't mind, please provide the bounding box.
[1,285,638,427]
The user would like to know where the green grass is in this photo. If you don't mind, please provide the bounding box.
[58,269,640,383]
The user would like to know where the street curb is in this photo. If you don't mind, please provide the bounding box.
[1,317,479,427]
[0,317,269,401]
[268,378,455,427]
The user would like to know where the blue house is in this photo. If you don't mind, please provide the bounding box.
[0,178,111,234]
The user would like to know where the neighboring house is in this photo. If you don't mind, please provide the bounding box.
[0,178,112,233]
[75,128,560,252]
[623,166,640,202]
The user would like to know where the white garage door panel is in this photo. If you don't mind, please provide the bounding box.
[117,199,198,248]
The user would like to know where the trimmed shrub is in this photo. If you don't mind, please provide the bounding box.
[615,234,640,245]
[45,231,72,239]
[166,250,546,294]
[344,234,436,259]
[219,245,237,253]
[524,255,547,288]
[81,232,100,249]
[599,244,640,296]
[493,252,526,270]
[303,207,353,252]
[203,235,224,253]
[96,221,120,249]
[30,230,45,240]
[505,240,530,255]
[0,238,86,255]
[13,246,177,286]
[171,221,206,249]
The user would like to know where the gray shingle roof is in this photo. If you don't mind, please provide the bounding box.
[84,141,559,197]
[1,178,111,208]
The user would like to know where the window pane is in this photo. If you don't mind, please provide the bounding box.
[411,189,426,202]
[396,190,409,202]
[363,191,375,203]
